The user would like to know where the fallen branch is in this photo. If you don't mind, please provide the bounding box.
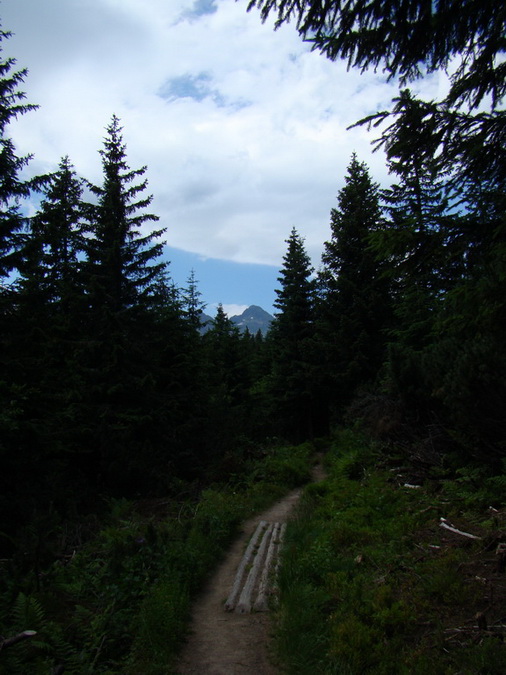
[439,518,481,540]
[0,630,37,652]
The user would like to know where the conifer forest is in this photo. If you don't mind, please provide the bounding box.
[1,1,505,672]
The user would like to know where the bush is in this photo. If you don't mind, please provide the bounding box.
[274,428,506,674]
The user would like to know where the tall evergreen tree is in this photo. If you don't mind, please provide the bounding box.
[85,115,166,319]
[204,304,245,410]
[19,156,86,309]
[200,304,251,465]
[267,227,317,440]
[423,175,506,464]
[81,116,169,490]
[12,157,88,467]
[318,154,391,416]
[182,268,206,330]
[378,93,455,307]
[0,28,39,279]
[368,97,459,416]
[273,228,315,341]
[0,28,45,539]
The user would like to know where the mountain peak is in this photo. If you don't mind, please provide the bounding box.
[230,305,273,335]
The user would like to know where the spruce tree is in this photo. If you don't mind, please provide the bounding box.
[182,268,206,330]
[0,28,44,536]
[424,176,506,464]
[268,227,317,440]
[371,99,458,416]
[273,227,314,340]
[0,28,39,279]
[12,157,88,471]
[19,156,86,310]
[85,115,166,319]
[200,304,250,465]
[81,116,169,490]
[204,304,244,409]
[318,154,391,416]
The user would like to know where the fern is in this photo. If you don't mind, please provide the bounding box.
[0,593,77,675]
[11,592,45,633]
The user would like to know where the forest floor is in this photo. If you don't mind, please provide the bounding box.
[175,459,326,675]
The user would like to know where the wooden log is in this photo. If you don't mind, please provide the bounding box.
[235,523,273,614]
[0,630,37,651]
[224,521,267,611]
[275,523,287,576]
[271,522,287,597]
[254,522,281,612]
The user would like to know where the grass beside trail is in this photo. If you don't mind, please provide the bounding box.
[274,430,506,674]
[0,443,312,675]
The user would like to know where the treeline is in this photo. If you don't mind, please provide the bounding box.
[253,0,506,466]
[0,27,267,553]
[1,2,505,559]
[269,150,505,465]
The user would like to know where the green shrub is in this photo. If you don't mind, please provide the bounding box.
[128,576,190,675]
[329,615,383,672]
[273,428,505,674]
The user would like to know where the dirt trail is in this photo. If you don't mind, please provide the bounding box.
[175,461,325,675]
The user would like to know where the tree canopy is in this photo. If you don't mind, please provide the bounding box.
[247,1,506,189]
[0,28,40,278]
[318,154,391,413]
[246,0,505,109]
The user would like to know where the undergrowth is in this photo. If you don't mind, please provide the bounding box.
[275,429,506,674]
[0,442,312,674]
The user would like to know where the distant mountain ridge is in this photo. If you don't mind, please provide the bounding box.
[230,305,273,335]
[199,305,274,335]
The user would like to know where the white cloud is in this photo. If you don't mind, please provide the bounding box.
[217,303,249,318]
[2,0,445,268]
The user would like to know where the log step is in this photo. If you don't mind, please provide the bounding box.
[224,521,286,613]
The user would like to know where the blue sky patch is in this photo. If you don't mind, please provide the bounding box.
[158,73,251,110]
[183,0,217,19]
[159,72,213,102]
[193,0,217,16]
[164,246,278,314]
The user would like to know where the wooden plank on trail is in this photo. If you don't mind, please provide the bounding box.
[254,522,281,611]
[225,520,287,613]
[224,520,267,611]
[236,523,274,613]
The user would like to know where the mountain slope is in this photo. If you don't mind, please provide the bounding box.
[230,305,273,335]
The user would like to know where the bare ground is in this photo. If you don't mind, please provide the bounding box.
[175,461,325,675]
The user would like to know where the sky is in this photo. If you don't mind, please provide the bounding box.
[1,0,444,316]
